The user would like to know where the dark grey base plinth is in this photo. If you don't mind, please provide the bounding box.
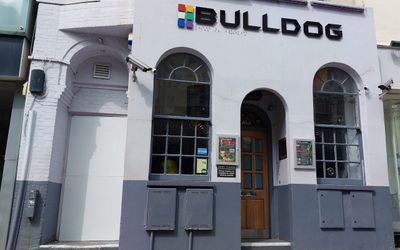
[12,181,61,250]
[119,181,241,250]
[275,184,395,250]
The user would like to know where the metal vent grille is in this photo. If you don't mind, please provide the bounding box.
[93,63,111,80]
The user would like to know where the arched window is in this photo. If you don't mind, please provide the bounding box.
[150,53,211,179]
[313,67,362,184]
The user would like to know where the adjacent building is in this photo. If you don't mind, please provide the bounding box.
[0,0,36,249]
[5,0,397,250]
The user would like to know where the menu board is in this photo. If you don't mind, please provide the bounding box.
[295,139,315,169]
[217,135,239,165]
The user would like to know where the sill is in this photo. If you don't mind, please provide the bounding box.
[147,180,214,188]
[317,178,363,186]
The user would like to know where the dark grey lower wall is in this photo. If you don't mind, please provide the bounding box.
[11,181,61,250]
[119,181,241,250]
[275,184,395,250]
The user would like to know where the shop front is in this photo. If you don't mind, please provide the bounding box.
[120,1,394,250]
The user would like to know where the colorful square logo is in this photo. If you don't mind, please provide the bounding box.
[178,4,194,29]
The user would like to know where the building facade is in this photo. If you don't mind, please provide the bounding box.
[8,0,396,250]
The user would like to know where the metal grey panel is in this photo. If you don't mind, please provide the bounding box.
[318,190,344,229]
[184,189,213,230]
[350,191,375,229]
[145,188,177,231]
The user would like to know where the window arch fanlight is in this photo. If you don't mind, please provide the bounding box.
[150,53,211,180]
[313,67,363,185]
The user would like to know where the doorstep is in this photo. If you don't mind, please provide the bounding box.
[39,241,118,250]
[241,239,291,250]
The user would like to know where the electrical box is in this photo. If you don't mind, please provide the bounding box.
[184,189,214,231]
[26,189,39,220]
[318,190,344,229]
[350,191,375,229]
[145,188,177,231]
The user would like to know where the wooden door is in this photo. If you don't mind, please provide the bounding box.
[241,131,270,239]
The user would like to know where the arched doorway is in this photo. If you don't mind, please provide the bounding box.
[240,89,286,240]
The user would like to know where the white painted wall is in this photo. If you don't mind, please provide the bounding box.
[126,0,389,186]
[59,116,127,241]
[17,1,132,185]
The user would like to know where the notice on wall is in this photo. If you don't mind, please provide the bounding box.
[295,139,315,169]
[196,158,208,174]
[217,165,236,178]
[217,135,239,165]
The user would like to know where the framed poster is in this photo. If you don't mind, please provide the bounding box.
[294,139,315,169]
[216,135,239,165]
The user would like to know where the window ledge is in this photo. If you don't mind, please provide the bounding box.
[317,184,375,192]
[147,180,214,188]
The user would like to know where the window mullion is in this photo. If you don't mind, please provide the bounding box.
[164,120,169,175]
[322,129,326,178]
[179,121,183,175]
[333,129,338,178]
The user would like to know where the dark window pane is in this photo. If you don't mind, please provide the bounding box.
[255,156,262,171]
[153,119,167,135]
[181,157,194,174]
[171,68,197,81]
[152,136,166,154]
[196,138,208,155]
[168,120,181,135]
[338,162,348,178]
[154,81,210,118]
[314,95,346,125]
[343,95,357,126]
[243,155,252,170]
[182,138,194,155]
[325,162,336,178]
[168,137,180,154]
[316,161,324,178]
[196,121,209,137]
[242,137,252,153]
[183,120,196,136]
[315,127,322,143]
[244,173,252,189]
[336,129,346,143]
[324,129,334,143]
[187,85,210,118]
[316,144,323,160]
[166,157,179,174]
[255,139,262,153]
[255,174,263,189]
[187,55,202,71]
[196,65,210,82]
[151,156,164,174]
[322,81,343,92]
[325,145,335,160]
[336,145,347,161]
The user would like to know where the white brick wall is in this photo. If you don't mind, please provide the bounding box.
[17,1,132,184]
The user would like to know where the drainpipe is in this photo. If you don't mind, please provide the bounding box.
[6,110,36,250]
